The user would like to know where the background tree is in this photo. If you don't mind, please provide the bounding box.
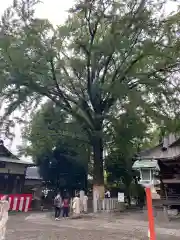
[35,144,87,192]
[19,101,90,190]
[105,108,153,200]
[21,101,89,162]
[0,0,180,193]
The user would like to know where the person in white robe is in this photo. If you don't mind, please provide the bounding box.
[83,194,88,213]
[72,193,80,215]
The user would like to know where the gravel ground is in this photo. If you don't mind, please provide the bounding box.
[5,212,180,240]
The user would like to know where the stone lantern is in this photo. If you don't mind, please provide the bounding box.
[132,159,160,186]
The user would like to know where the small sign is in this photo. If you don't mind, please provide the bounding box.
[118,192,124,202]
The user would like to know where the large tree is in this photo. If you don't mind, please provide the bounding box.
[0,0,180,191]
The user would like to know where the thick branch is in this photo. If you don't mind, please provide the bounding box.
[84,9,103,109]
[102,53,145,112]
[49,57,72,111]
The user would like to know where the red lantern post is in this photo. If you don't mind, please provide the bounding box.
[145,185,156,240]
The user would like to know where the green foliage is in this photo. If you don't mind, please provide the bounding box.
[105,109,160,191]
[20,101,89,190]
[0,0,180,185]
[21,101,90,167]
[106,110,146,185]
[36,143,87,190]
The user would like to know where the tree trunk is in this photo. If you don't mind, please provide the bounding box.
[92,135,104,213]
[92,136,104,186]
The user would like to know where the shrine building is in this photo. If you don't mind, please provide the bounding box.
[139,133,180,205]
[0,140,33,194]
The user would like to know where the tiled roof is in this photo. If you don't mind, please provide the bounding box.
[139,134,180,161]
[0,140,18,159]
[0,156,33,165]
[0,140,33,165]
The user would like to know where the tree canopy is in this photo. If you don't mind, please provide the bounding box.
[21,101,89,163]
[105,110,161,201]
[20,101,89,190]
[0,0,180,186]
[105,109,149,186]
[36,144,87,191]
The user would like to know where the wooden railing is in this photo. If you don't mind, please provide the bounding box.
[158,195,180,206]
[95,198,125,212]
[161,194,180,200]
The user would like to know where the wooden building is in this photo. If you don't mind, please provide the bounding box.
[0,140,33,194]
[139,133,180,205]
[25,166,43,197]
[25,167,42,190]
[25,166,45,209]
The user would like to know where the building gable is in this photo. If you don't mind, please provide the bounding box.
[0,140,18,159]
[139,134,180,160]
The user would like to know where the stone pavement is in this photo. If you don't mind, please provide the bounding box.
[5,212,180,240]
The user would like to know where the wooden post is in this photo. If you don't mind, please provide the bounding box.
[145,186,156,240]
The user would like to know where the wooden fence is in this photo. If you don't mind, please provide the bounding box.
[94,198,125,213]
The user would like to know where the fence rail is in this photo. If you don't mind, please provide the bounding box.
[95,198,124,212]
[161,195,180,200]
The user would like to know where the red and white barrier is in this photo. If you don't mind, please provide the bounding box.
[0,194,32,212]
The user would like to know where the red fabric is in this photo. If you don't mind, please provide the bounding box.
[0,194,32,212]
[63,199,69,207]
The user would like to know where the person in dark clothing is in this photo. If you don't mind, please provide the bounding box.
[54,193,62,220]
[62,197,69,218]
[138,188,146,210]
[55,207,60,218]
[40,194,45,211]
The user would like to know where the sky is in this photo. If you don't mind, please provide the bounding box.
[0,0,178,156]
[0,0,75,26]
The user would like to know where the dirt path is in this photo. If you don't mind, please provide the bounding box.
[6,212,180,239]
